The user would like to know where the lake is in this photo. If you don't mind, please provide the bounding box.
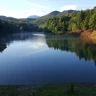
[0,33,96,85]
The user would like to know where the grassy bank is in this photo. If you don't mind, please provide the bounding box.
[0,84,96,96]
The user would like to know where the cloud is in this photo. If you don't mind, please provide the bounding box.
[24,0,51,16]
[26,8,50,16]
[60,5,77,12]
[25,1,47,9]
[0,0,51,18]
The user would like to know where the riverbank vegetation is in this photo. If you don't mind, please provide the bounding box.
[43,7,96,36]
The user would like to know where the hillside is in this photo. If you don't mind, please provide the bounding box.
[43,7,96,35]
[0,15,35,23]
[41,11,60,18]
[58,10,78,16]
[0,6,96,37]
[0,16,17,21]
[33,10,78,25]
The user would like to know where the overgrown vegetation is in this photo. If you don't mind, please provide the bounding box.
[0,19,41,35]
[43,7,96,34]
[0,6,96,36]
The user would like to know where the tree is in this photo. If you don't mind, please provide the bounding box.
[89,13,96,29]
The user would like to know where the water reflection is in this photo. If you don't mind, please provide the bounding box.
[46,36,96,64]
[0,44,7,52]
[1,33,96,64]
[0,33,96,84]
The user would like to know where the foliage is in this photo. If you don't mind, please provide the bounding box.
[0,19,41,35]
[0,6,96,35]
[43,7,96,34]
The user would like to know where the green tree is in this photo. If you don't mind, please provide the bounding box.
[89,13,96,29]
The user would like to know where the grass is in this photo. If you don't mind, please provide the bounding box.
[36,84,96,96]
[0,84,96,96]
[0,85,35,96]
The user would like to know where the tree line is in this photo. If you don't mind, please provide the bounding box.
[0,6,96,35]
[43,7,96,34]
[0,19,41,35]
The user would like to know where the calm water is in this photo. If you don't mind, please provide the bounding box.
[0,33,96,85]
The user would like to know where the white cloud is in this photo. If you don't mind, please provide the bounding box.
[26,8,50,16]
[0,0,51,18]
[60,5,77,12]
[24,0,51,16]
[25,1,47,9]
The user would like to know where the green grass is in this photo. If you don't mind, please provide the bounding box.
[0,85,35,96]
[36,84,96,96]
[0,84,96,96]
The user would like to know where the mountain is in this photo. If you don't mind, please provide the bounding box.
[32,11,60,25]
[41,11,60,18]
[42,10,77,18]
[38,10,77,19]
[0,10,78,25]
[0,15,35,23]
[27,15,40,19]
[58,10,78,16]
[0,15,17,20]
[33,10,78,25]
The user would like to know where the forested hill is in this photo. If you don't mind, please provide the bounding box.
[0,19,41,35]
[0,6,96,36]
[33,10,77,25]
[43,6,96,36]
[0,9,78,35]
[0,16,41,35]
[0,16,35,23]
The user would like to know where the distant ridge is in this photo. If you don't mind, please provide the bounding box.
[42,11,60,18]
[33,10,78,25]
[0,15,17,20]
[0,15,36,22]
[0,10,78,24]
[58,10,78,16]
[39,10,77,18]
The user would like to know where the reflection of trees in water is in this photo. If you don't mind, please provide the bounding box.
[0,33,45,45]
[46,37,96,64]
[0,33,34,53]
[1,33,96,64]
[0,33,46,52]
[0,33,34,44]
[0,44,7,52]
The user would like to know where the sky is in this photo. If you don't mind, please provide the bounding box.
[0,0,96,18]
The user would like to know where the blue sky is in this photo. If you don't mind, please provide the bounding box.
[0,0,96,18]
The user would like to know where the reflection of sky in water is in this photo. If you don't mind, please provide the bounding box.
[1,34,48,58]
[0,33,96,85]
[28,42,46,49]
[33,33,45,37]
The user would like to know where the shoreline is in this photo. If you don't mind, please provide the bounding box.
[67,30,96,38]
